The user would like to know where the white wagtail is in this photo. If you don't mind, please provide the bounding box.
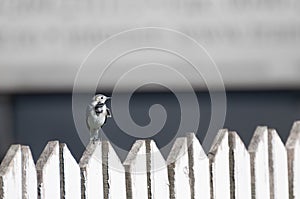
[86,94,111,142]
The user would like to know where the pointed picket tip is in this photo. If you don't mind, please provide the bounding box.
[248,126,268,152]
[102,141,124,172]
[36,141,60,199]
[186,133,210,199]
[228,131,244,148]
[229,131,250,159]
[286,121,300,199]
[123,140,147,199]
[59,143,81,199]
[268,128,285,147]
[228,130,250,158]
[102,140,124,172]
[167,137,191,199]
[123,139,169,198]
[0,145,22,199]
[0,145,22,176]
[166,137,187,165]
[36,141,59,171]
[147,139,166,172]
[21,146,37,199]
[228,131,251,199]
[248,126,270,199]
[248,127,288,199]
[79,140,102,168]
[286,121,300,149]
[268,128,289,199]
[186,133,207,160]
[146,139,170,199]
[79,140,103,199]
[208,129,228,160]
[146,139,165,165]
[102,140,126,199]
[208,129,230,199]
[123,140,145,167]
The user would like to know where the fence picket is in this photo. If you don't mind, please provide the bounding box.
[248,126,270,199]
[79,141,103,199]
[148,140,169,199]
[36,141,60,199]
[60,143,81,199]
[268,129,289,199]
[208,129,230,199]
[228,131,251,199]
[167,137,191,199]
[21,146,37,199]
[286,121,300,199]
[186,133,210,199]
[0,145,22,199]
[123,139,170,198]
[123,140,148,199]
[0,121,300,198]
[102,141,126,199]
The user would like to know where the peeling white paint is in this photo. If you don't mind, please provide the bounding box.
[187,133,210,199]
[79,141,103,199]
[167,137,191,199]
[36,141,60,199]
[208,129,230,199]
[22,146,37,199]
[60,143,80,199]
[0,145,22,199]
[286,121,300,199]
[0,123,300,199]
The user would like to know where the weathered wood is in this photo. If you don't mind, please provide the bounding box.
[60,143,81,199]
[36,141,60,199]
[286,121,300,199]
[228,131,251,199]
[123,139,169,199]
[79,141,103,199]
[186,133,210,199]
[248,126,270,199]
[268,129,289,199]
[102,141,126,199]
[22,146,37,199]
[208,129,230,199]
[249,127,289,199]
[123,140,148,199]
[167,137,191,199]
[0,145,22,199]
[147,140,170,199]
[1,122,300,198]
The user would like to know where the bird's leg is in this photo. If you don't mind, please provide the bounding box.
[97,129,102,142]
[90,129,99,144]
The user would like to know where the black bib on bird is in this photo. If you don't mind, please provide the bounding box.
[95,103,104,116]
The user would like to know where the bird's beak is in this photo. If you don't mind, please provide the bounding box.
[106,97,111,100]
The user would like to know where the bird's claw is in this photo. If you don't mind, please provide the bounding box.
[90,137,100,144]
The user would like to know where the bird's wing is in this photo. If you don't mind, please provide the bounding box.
[106,108,112,118]
[86,104,97,117]
[86,104,97,129]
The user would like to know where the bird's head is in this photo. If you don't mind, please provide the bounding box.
[92,94,111,104]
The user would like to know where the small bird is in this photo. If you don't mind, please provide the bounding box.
[86,94,111,142]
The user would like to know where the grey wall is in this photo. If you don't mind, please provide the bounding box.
[0,96,14,159]
[1,91,300,162]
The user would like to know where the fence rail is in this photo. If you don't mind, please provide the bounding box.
[1,121,300,199]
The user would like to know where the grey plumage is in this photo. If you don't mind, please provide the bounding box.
[86,94,111,142]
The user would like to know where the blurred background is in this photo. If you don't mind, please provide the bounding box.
[1,0,300,162]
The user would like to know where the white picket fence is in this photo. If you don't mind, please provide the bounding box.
[1,121,300,199]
